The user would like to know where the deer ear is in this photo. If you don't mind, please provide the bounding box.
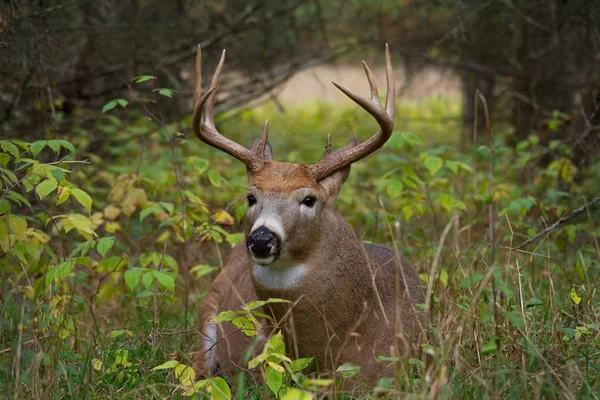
[318,165,351,201]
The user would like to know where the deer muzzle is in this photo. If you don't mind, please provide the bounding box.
[246,226,280,264]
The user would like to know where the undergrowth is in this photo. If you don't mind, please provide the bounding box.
[1,77,599,399]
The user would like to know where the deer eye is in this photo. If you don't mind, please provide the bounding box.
[301,196,316,208]
[247,195,257,207]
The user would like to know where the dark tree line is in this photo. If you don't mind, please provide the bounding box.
[0,0,341,140]
[1,0,599,166]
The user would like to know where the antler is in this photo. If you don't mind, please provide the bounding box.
[309,44,395,181]
[192,46,269,172]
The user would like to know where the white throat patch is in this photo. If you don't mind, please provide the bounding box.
[252,263,306,290]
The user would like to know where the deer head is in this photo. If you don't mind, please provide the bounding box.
[192,46,394,283]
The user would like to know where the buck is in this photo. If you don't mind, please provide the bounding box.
[192,45,425,388]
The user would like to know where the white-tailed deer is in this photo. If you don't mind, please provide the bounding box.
[192,45,425,389]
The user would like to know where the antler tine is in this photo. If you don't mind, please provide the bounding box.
[193,45,203,108]
[259,121,269,159]
[192,47,264,171]
[362,60,381,107]
[309,44,395,181]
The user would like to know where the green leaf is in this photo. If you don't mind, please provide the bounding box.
[102,99,127,113]
[124,268,143,291]
[190,264,218,278]
[208,376,231,400]
[153,271,175,292]
[8,215,27,236]
[7,191,30,207]
[0,140,19,158]
[232,317,257,336]
[302,379,335,389]
[56,140,76,154]
[140,203,162,222]
[288,357,313,372]
[336,362,360,379]
[265,364,283,397]
[71,188,92,214]
[439,194,455,211]
[525,298,543,308]
[281,388,312,400]
[47,140,61,154]
[97,237,115,258]
[56,187,71,205]
[402,131,423,147]
[108,329,133,338]
[36,178,58,199]
[133,75,157,83]
[160,202,174,214]
[153,88,175,98]
[0,199,9,214]
[570,288,581,305]
[102,100,117,113]
[424,155,443,176]
[207,170,222,187]
[174,364,195,386]
[481,340,497,355]
[187,156,209,175]
[142,271,154,289]
[242,298,290,311]
[212,310,236,323]
[30,141,47,157]
[504,311,525,330]
[151,360,179,371]
[477,145,490,158]
[50,168,65,184]
[386,179,403,199]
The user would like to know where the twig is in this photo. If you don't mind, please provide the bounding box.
[515,196,600,250]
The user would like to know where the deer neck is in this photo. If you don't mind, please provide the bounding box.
[250,209,374,323]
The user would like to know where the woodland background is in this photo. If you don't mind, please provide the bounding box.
[1,1,599,398]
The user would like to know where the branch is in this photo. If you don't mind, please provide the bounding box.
[515,196,600,250]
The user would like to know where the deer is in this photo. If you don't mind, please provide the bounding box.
[191,45,426,390]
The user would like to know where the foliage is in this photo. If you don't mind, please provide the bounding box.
[1,71,599,399]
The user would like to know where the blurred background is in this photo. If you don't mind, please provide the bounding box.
[2,0,599,160]
[1,1,600,398]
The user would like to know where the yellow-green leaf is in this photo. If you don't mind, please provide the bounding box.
[92,359,103,371]
[124,268,143,291]
[97,237,115,258]
[71,188,92,214]
[424,155,443,176]
[151,360,179,371]
[281,389,312,400]
[56,186,71,205]
[212,210,234,226]
[153,271,175,292]
[8,215,27,238]
[207,170,222,187]
[570,288,581,305]
[175,364,195,386]
[208,376,231,400]
[36,178,58,199]
[0,140,19,158]
[265,364,284,397]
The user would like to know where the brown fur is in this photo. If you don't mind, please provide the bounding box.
[251,162,320,193]
[193,162,426,393]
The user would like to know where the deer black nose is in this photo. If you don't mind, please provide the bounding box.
[247,226,279,259]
